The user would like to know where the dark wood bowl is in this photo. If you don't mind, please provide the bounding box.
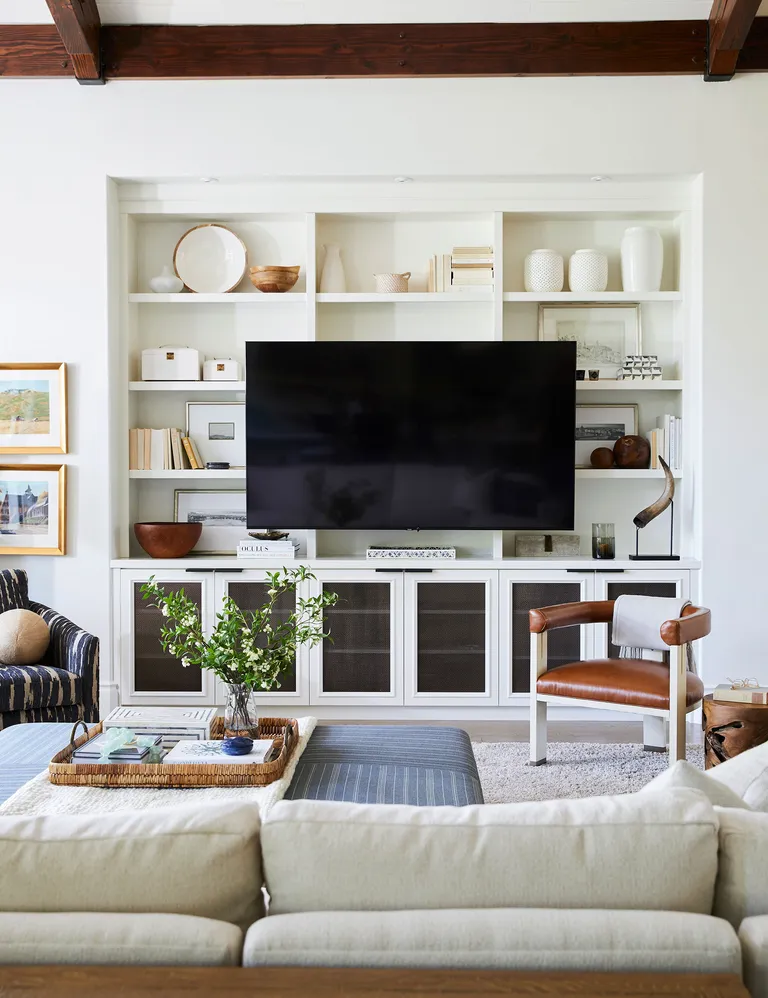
[613,435,651,469]
[134,522,202,558]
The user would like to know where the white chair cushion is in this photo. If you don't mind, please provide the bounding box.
[713,807,768,926]
[262,790,718,916]
[739,915,768,998]
[244,909,740,973]
[0,912,242,967]
[707,742,768,811]
[639,760,752,809]
[0,803,263,930]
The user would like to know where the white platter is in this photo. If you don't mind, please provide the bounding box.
[173,224,247,294]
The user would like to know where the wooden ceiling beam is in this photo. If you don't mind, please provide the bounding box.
[707,0,763,79]
[44,0,103,83]
[0,25,71,77]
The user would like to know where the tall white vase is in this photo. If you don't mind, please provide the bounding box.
[319,244,346,293]
[621,227,663,293]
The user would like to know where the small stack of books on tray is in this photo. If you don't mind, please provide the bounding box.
[129,428,204,471]
[163,739,276,765]
[72,732,163,765]
[451,246,494,290]
[238,537,300,560]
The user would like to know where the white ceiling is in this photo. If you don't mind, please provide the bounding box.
[4,0,756,25]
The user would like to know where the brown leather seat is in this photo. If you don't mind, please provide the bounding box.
[536,658,705,711]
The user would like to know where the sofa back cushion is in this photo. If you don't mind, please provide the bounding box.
[713,807,768,927]
[0,802,263,930]
[707,742,768,812]
[262,789,718,916]
[0,569,29,615]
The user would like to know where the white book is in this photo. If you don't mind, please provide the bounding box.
[163,739,275,765]
[441,254,451,292]
[150,429,165,471]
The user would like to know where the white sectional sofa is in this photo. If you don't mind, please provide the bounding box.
[0,787,767,996]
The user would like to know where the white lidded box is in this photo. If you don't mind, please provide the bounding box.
[103,706,217,747]
[142,346,201,381]
[203,358,241,381]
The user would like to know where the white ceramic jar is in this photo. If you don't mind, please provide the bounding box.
[524,249,564,293]
[319,244,346,293]
[149,265,183,294]
[621,227,663,293]
[568,249,608,293]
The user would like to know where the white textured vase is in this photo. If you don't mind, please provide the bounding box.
[524,249,564,293]
[621,227,663,293]
[569,249,608,293]
[149,265,183,294]
[319,244,346,293]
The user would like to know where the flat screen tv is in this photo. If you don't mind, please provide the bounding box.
[246,341,576,530]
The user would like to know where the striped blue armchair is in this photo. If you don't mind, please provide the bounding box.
[0,569,99,730]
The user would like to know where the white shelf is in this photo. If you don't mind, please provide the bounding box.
[129,293,307,304]
[111,556,702,571]
[317,292,493,304]
[503,291,682,303]
[129,381,245,392]
[129,470,245,480]
[575,469,682,479]
[576,380,682,391]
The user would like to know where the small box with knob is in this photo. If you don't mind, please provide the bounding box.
[203,358,241,382]
[141,347,201,381]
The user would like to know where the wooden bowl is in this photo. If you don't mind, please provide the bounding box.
[249,265,300,293]
[134,522,202,559]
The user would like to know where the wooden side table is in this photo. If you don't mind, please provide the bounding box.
[702,693,768,768]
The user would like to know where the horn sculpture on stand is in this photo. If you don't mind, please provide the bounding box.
[628,457,680,560]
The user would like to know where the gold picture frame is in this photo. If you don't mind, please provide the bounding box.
[538,304,641,380]
[0,464,66,556]
[0,363,68,454]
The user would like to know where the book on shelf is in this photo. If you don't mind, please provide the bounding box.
[713,683,768,705]
[129,428,200,471]
[649,416,682,471]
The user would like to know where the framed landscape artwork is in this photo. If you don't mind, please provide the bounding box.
[186,401,245,468]
[0,464,66,555]
[539,305,641,379]
[175,489,247,554]
[575,404,638,468]
[0,363,67,454]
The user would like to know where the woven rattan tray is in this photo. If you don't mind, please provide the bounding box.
[49,716,298,788]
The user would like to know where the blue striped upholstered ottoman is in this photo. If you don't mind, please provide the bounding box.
[0,722,483,807]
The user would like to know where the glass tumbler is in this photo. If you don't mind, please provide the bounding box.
[592,523,616,560]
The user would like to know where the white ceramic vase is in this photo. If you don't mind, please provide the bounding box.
[319,244,346,293]
[569,249,608,293]
[621,227,663,293]
[149,265,183,294]
[524,249,564,293]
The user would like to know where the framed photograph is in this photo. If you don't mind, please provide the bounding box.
[0,363,67,454]
[0,464,66,555]
[174,490,247,554]
[575,404,638,468]
[186,401,245,467]
[539,305,641,379]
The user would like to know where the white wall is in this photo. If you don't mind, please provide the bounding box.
[0,75,766,691]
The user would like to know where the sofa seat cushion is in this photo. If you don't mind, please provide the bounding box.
[0,665,80,712]
[739,915,768,998]
[262,791,718,916]
[0,912,242,967]
[536,659,704,710]
[0,569,29,615]
[244,909,741,973]
[714,807,768,927]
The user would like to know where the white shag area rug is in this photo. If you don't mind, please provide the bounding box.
[0,717,317,817]
[473,742,705,803]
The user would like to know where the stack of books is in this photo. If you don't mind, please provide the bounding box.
[72,731,162,765]
[129,428,204,471]
[713,683,768,705]
[648,415,682,471]
[163,739,276,765]
[237,537,300,560]
[451,246,494,290]
[427,254,453,292]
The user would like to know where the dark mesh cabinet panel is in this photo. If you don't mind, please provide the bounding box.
[511,582,582,692]
[416,583,486,694]
[322,583,392,694]
[227,581,296,693]
[133,581,203,693]
[606,581,677,657]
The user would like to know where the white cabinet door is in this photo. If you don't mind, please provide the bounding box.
[309,571,404,706]
[118,570,217,707]
[592,569,691,659]
[214,571,310,707]
[404,571,497,707]
[499,571,593,704]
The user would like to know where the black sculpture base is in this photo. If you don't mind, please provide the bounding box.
[631,500,679,560]
[629,554,681,561]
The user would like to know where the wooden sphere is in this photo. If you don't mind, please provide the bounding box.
[613,435,651,469]
[590,447,615,469]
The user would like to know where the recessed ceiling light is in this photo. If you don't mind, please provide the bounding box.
[200,177,220,184]
[590,175,611,183]
[393,176,413,184]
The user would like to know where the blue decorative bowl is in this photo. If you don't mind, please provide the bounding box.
[222,736,254,756]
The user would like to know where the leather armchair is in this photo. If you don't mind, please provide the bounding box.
[528,600,710,767]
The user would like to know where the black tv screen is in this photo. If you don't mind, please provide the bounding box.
[246,341,575,530]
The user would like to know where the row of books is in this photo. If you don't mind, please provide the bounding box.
[128,427,204,471]
[426,246,495,291]
[237,538,300,559]
[649,415,682,470]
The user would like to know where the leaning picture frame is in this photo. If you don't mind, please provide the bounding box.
[539,305,641,380]
[0,464,66,555]
[0,363,67,454]
[174,489,247,554]
[575,404,639,468]
[186,401,246,468]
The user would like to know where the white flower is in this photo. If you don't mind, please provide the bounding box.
[161,606,169,617]
[267,589,277,596]
[263,624,272,633]
[182,658,190,668]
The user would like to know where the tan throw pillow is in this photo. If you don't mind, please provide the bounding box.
[0,608,50,665]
